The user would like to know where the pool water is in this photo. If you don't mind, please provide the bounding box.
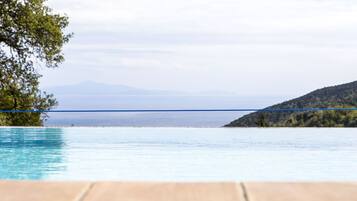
[0,127,357,181]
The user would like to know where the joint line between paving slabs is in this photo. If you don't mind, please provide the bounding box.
[240,183,250,201]
[76,182,95,201]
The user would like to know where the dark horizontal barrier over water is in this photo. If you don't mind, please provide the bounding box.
[0,108,357,113]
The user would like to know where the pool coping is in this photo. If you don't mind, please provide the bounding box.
[1,181,357,201]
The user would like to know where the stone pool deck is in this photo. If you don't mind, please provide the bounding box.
[1,181,357,201]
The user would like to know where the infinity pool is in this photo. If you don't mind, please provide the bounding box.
[0,127,357,181]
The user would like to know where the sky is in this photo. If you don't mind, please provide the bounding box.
[41,0,357,96]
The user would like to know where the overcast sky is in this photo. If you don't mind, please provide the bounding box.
[41,0,357,96]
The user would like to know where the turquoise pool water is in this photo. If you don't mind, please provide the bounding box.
[0,127,357,181]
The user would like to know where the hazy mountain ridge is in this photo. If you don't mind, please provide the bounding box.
[45,81,178,96]
[225,80,357,127]
[43,81,285,127]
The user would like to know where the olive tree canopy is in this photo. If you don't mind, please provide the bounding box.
[0,0,72,126]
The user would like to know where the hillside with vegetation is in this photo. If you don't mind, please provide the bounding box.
[225,81,357,127]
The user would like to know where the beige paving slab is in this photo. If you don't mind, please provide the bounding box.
[82,182,243,201]
[244,182,357,201]
[0,181,92,201]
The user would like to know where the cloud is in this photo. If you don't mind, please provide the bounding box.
[48,0,357,33]
[43,0,357,96]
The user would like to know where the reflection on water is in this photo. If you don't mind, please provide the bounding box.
[0,128,65,180]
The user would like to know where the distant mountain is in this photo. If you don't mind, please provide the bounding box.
[45,81,177,96]
[46,81,240,96]
[225,80,357,127]
[43,81,285,127]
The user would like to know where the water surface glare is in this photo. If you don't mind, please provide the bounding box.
[0,127,357,181]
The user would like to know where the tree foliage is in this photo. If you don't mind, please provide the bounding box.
[284,110,357,127]
[0,0,71,126]
[256,113,269,127]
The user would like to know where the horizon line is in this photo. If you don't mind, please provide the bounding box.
[1,108,357,113]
